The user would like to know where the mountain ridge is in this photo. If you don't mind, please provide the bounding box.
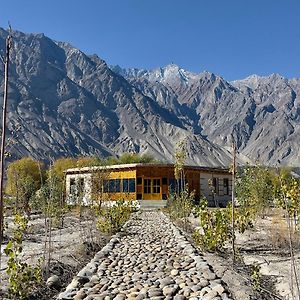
[113,64,300,166]
[0,27,299,166]
[0,28,237,167]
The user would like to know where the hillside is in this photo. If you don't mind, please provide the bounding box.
[1,27,299,166]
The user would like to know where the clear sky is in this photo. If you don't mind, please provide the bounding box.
[0,0,300,80]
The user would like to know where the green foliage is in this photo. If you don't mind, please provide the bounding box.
[91,169,110,211]
[6,157,44,214]
[4,212,42,299]
[250,262,261,290]
[193,198,232,252]
[275,172,300,218]
[104,153,158,165]
[32,167,65,223]
[236,165,276,217]
[75,156,103,167]
[50,157,77,181]
[193,197,255,252]
[167,186,194,225]
[174,140,186,192]
[234,206,254,234]
[97,200,134,234]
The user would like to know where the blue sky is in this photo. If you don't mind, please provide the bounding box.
[1,0,300,80]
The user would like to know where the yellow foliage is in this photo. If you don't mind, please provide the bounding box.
[49,157,77,181]
[6,157,43,196]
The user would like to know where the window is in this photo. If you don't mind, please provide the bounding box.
[169,179,176,193]
[109,179,115,192]
[129,179,135,193]
[123,178,136,193]
[70,178,76,194]
[224,178,229,195]
[212,178,219,195]
[162,177,168,185]
[107,179,121,193]
[178,179,184,193]
[153,179,160,194]
[103,180,109,192]
[144,179,151,194]
[115,179,121,192]
[137,177,142,185]
[78,178,85,194]
[123,179,129,192]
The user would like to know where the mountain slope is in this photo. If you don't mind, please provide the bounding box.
[113,65,300,166]
[0,28,234,166]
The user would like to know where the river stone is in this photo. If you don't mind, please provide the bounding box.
[148,287,163,297]
[159,276,175,287]
[113,294,126,300]
[136,294,147,300]
[46,275,61,288]
[203,270,216,280]
[203,289,218,300]
[162,285,179,296]
[170,269,179,276]
[57,211,230,300]
[211,283,225,295]
[174,295,187,300]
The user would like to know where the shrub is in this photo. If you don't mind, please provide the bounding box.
[97,200,134,234]
[193,198,232,252]
[4,212,42,299]
[167,186,195,230]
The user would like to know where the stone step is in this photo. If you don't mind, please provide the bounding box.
[138,200,167,209]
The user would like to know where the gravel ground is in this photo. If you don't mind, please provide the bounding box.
[0,210,109,299]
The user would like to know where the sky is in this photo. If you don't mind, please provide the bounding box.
[0,0,300,80]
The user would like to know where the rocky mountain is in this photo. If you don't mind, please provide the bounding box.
[112,65,300,166]
[0,27,298,167]
[0,28,235,167]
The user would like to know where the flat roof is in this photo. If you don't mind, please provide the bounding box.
[65,163,230,175]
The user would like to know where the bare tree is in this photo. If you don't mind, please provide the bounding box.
[0,26,13,285]
[231,134,236,260]
[0,29,12,241]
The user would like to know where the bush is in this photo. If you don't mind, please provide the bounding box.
[166,186,195,231]
[97,200,134,234]
[193,198,232,252]
[4,213,42,299]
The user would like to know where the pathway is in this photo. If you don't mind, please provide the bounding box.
[58,211,233,300]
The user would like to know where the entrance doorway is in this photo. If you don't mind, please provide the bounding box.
[143,178,161,200]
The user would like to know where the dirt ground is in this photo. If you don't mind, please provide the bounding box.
[0,207,299,300]
[188,208,300,300]
[0,208,110,299]
[235,209,300,300]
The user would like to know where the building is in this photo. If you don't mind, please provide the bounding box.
[65,163,232,207]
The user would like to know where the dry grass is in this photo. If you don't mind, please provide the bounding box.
[268,208,300,250]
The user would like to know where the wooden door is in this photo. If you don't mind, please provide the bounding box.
[143,178,161,200]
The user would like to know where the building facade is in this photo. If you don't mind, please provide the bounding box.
[65,163,232,207]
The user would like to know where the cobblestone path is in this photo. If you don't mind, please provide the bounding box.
[58,211,233,300]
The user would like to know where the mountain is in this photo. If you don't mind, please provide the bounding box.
[112,65,300,166]
[0,28,235,167]
[0,27,298,167]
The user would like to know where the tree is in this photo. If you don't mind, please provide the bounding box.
[50,158,77,182]
[0,28,13,242]
[236,165,276,218]
[6,157,44,215]
[91,169,110,211]
[76,156,102,168]
[104,153,157,165]
[174,140,186,194]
